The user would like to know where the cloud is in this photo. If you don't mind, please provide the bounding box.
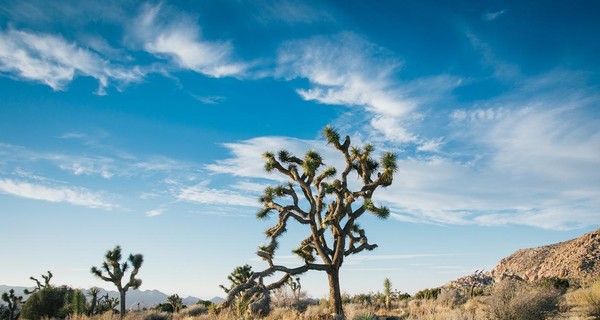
[255,0,334,24]
[0,178,115,209]
[206,136,339,179]
[0,28,143,94]
[483,9,506,21]
[206,71,599,230]
[176,180,259,207]
[190,94,226,105]
[129,3,246,77]
[276,32,462,147]
[145,207,165,217]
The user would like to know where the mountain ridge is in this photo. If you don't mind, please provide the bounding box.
[489,228,600,282]
[0,285,222,309]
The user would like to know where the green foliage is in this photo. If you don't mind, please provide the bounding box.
[220,264,254,294]
[196,299,213,307]
[414,288,441,300]
[70,289,87,315]
[383,278,392,309]
[20,285,73,320]
[2,289,23,320]
[167,294,184,313]
[323,125,341,147]
[537,277,569,293]
[154,303,174,313]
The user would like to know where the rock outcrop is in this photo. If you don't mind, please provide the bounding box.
[489,228,600,282]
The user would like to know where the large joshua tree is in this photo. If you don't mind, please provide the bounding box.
[91,245,143,317]
[222,126,396,318]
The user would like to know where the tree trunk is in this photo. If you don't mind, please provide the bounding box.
[119,290,126,318]
[89,296,97,316]
[327,268,344,318]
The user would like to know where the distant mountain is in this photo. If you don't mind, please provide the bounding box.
[182,296,200,306]
[210,296,225,304]
[0,285,221,309]
[489,228,600,282]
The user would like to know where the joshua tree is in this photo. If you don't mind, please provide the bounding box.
[87,287,101,316]
[456,270,493,298]
[1,289,23,320]
[167,294,183,313]
[220,265,258,316]
[91,245,144,317]
[220,264,254,294]
[288,277,301,303]
[383,278,392,309]
[221,126,396,318]
[24,271,53,295]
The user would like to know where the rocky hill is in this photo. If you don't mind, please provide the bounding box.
[489,228,600,282]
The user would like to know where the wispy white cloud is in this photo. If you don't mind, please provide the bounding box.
[255,0,334,24]
[206,71,600,230]
[129,3,247,78]
[0,178,115,209]
[176,180,258,207]
[276,32,462,147]
[465,30,519,80]
[483,9,506,21]
[190,94,226,105]
[206,136,342,179]
[0,28,143,94]
[145,207,165,217]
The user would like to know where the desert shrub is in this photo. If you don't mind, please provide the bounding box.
[196,299,213,307]
[302,304,328,320]
[20,285,74,319]
[488,280,561,320]
[0,305,10,320]
[437,288,465,307]
[141,311,170,320]
[177,304,208,317]
[352,312,378,320]
[568,281,600,319]
[414,288,441,300]
[537,277,569,293]
[154,303,174,313]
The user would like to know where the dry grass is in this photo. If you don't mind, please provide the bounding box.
[567,281,600,319]
[64,281,600,320]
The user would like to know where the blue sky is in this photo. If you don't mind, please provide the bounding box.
[1,0,599,299]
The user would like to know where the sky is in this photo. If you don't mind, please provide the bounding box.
[1,0,599,300]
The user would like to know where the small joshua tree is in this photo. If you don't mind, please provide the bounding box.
[24,271,53,295]
[221,126,397,318]
[220,265,256,316]
[456,270,493,298]
[91,245,143,317]
[167,294,183,313]
[2,289,23,320]
[87,287,101,316]
[288,277,301,303]
[383,278,392,309]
